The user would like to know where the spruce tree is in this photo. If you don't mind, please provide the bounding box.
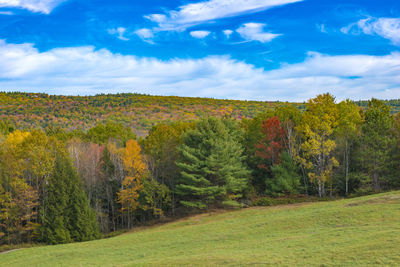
[175,117,249,209]
[38,154,72,244]
[66,159,100,242]
[38,153,99,244]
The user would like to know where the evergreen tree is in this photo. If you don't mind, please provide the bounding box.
[66,161,100,242]
[38,153,99,244]
[38,155,72,244]
[358,99,395,192]
[267,152,301,196]
[176,117,249,209]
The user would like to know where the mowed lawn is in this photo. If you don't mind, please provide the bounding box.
[1,192,400,266]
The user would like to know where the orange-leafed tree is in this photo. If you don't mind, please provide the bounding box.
[117,139,147,228]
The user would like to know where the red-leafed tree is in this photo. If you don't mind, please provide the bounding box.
[256,116,286,170]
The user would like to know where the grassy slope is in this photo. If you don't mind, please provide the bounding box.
[1,192,400,266]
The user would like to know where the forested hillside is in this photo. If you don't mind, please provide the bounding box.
[1,92,399,136]
[0,92,295,136]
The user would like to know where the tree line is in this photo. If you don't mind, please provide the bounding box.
[1,93,399,246]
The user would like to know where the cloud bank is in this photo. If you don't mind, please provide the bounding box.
[0,40,399,101]
[145,0,303,31]
[0,0,66,14]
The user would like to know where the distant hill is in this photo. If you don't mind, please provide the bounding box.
[0,92,398,136]
[0,92,301,135]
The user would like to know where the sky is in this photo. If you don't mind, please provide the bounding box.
[0,0,399,101]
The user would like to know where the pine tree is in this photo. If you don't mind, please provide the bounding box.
[358,99,395,192]
[267,152,301,196]
[176,117,249,209]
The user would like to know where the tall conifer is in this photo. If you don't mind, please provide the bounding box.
[38,153,99,244]
[176,117,249,209]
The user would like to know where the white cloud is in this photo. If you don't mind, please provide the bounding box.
[108,27,129,41]
[135,28,154,39]
[236,23,280,43]
[342,17,400,46]
[134,28,155,44]
[190,30,211,39]
[0,0,66,14]
[223,29,233,38]
[0,40,399,101]
[145,0,303,31]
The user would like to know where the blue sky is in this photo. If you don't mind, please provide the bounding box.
[0,0,399,101]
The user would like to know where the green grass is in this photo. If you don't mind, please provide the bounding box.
[1,192,400,266]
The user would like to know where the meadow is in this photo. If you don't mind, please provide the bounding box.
[1,191,399,266]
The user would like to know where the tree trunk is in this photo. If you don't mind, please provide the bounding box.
[318,180,322,198]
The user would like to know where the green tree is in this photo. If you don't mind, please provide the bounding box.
[38,155,72,244]
[0,119,15,136]
[358,99,394,192]
[267,152,301,196]
[336,100,362,195]
[142,122,194,214]
[38,153,99,244]
[85,121,136,145]
[176,117,249,209]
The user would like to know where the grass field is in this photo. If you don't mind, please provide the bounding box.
[1,192,400,266]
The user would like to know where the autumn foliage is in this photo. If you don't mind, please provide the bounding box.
[256,116,286,170]
[117,140,147,217]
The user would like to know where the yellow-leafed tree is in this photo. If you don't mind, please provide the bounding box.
[297,93,339,197]
[117,139,147,228]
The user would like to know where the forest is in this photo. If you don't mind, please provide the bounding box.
[1,92,400,136]
[1,93,399,246]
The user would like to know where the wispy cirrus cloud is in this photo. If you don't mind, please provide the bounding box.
[108,27,129,41]
[0,0,67,14]
[342,17,400,46]
[236,23,280,43]
[145,0,303,31]
[0,11,14,15]
[0,40,399,101]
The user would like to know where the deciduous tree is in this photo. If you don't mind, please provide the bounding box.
[298,94,339,197]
